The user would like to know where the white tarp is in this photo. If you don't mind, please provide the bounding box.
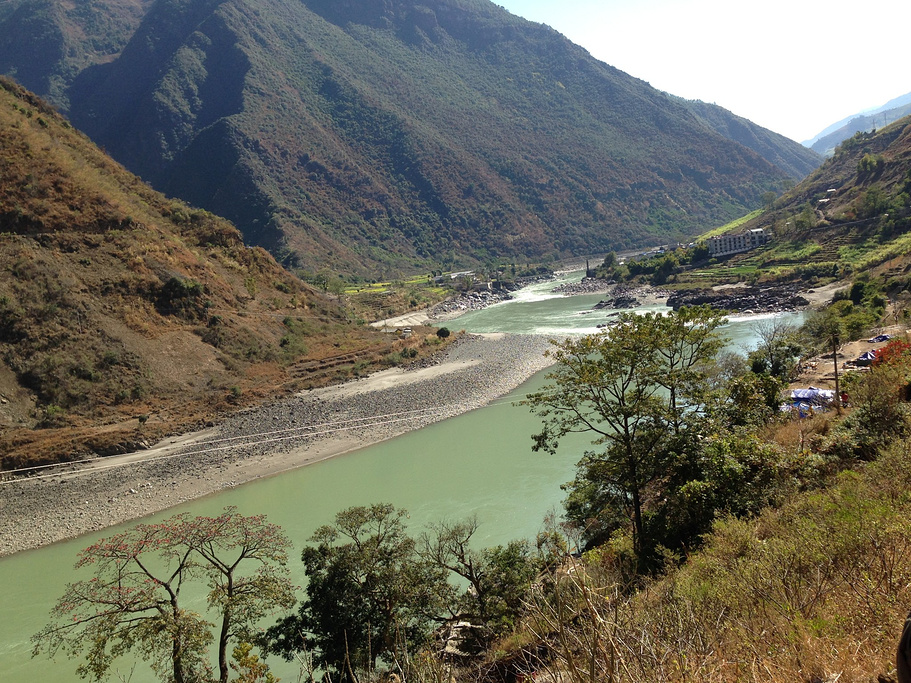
[789,387,835,405]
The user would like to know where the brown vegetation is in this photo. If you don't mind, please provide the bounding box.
[396,312,911,683]
[492,438,911,683]
[722,115,911,286]
[2,0,807,274]
[0,77,447,468]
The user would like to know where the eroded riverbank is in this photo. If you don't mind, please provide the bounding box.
[0,333,555,556]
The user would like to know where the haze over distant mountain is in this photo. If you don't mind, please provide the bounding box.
[804,91,911,157]
[0,0,820,276]
[674,98,821,182]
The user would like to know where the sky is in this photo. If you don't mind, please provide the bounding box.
[495,0,911,144]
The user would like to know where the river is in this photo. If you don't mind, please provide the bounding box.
[0,273,801,682]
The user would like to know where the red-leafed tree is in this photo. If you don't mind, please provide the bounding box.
[837,337,911,458]
[32,507,296,683]
[874,338,911,367]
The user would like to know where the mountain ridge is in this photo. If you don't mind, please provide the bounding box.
[675,97,821,181]
[803,90,911,155]
[704,114,911,288]
[1,0,819,276]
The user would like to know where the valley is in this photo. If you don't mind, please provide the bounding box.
[0,0,910,680]
[0,274,811,683]
[0,0,818,274]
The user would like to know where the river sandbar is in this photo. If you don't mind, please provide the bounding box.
[0,334,554,556]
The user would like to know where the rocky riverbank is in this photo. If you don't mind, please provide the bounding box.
[667,282,811,313]
[551,276,614,296]
[552,278,671,306]
[0,334,555,556]
[428,275,557,321]
[428,290,514,320]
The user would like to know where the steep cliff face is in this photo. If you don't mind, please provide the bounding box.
[1,0,815,275]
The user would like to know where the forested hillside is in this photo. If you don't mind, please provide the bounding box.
[678,97,822,180]
[0,0,816,276]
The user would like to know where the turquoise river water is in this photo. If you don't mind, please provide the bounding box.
[0,273,801,681]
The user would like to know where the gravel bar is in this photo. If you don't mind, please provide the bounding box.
[0,334,555,556]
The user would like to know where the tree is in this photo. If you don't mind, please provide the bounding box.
[793,204,817,232]
[32,508,294,683]
[419,518,540,638]
[834,339,911,458]
[326,276,347,297]
[652,429,791,550]
[265,504,448,682]
[651,305,728,433]
[186,511,297,683]
[527,315,660,559]
[719,370,787,427]
[803,309,845,414]
[748,317,803,381]
[652,253,679,285]
[230,642,278,683]
[526,308,726,562]
[688,241,710,263]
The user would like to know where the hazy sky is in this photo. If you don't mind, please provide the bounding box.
[495,0,910,143]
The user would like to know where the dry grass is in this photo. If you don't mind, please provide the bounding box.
[764,414,833,452]
[474,440,911,683]
[0,77,427,467]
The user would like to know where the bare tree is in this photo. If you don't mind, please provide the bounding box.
[33,508,295,683]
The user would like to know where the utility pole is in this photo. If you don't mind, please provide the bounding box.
[832,335,842,416]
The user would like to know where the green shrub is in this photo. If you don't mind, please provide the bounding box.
[857,153,885,177]
[156,277,204,319]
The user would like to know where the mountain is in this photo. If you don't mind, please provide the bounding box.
[0,0,816,277]
[0,77,395,466]
[0,0,154,109]
[804,91,911,157]
[723,115,911,281]
[676,98,822,180]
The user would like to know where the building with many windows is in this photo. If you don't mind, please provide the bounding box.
[706,228,768,257]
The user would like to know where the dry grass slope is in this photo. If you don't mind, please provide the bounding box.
[0,78,434,468]
[503,440,911,683]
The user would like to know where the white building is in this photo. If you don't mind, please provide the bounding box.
[706,228,768,257]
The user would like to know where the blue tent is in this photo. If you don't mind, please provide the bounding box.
[855,350,877,366]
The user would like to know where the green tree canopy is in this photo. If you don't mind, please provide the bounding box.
[526,307,727,563]
[264,504,449,682]
[419,518,541,638]
[747,317,803,381]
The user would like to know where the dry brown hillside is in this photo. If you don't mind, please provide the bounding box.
[0,77,420,468]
